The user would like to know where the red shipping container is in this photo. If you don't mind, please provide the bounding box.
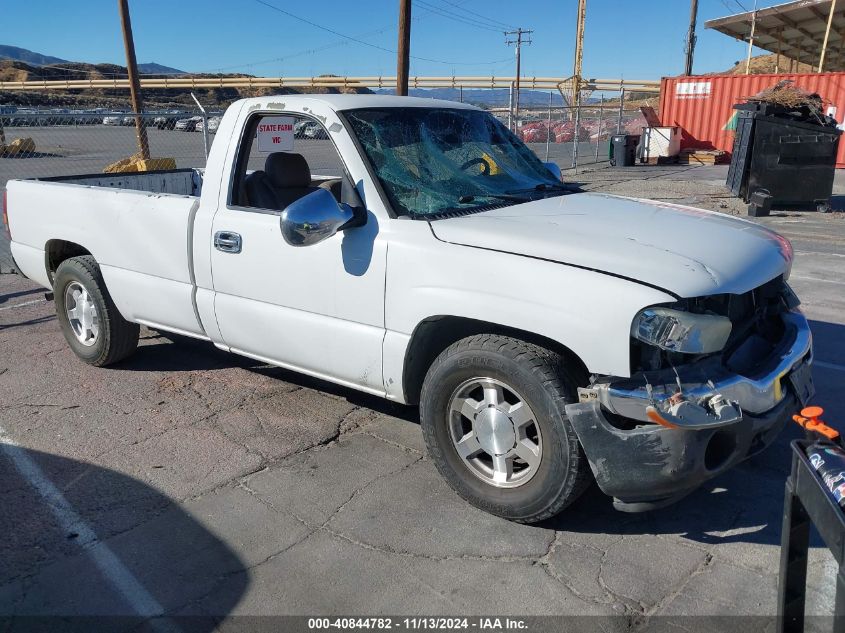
[659,72,845,167]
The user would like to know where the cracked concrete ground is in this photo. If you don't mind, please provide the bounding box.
[1,164,844,629]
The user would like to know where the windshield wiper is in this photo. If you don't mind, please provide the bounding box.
[457,193,532,204]
[504,182,569,195]
[423,193,532,219]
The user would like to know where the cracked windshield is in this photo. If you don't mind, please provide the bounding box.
[344,107,564,217]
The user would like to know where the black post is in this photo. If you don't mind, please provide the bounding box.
[777,478,810,633]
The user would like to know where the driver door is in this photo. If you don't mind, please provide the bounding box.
[209,111,387,394]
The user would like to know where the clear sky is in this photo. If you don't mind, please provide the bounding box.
[3,0,791,79]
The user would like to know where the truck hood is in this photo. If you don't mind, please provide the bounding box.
[429,192,791,297]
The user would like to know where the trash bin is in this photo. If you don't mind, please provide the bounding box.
[726,102,841,214]
[610,134,639,167]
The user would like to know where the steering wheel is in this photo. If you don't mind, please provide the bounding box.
[460,157,491,176]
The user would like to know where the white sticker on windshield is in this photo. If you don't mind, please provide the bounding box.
[257,116,295,152]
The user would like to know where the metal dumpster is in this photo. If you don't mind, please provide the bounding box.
[726,102,841,214]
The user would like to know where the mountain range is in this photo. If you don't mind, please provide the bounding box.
[0,44,185,76]
[0,47,371,109]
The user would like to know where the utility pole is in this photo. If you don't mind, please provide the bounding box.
[744,0,759,75]
[819,0,838,72]
[684,0,698,76]
[572,0,587,110]
[505,28,532,130]
[396,0,412,96]
[118,0,150,159]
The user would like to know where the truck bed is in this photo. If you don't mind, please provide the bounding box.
[7,174,206,339]
[39,168,204,197]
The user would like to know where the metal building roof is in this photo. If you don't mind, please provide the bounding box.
[705,0,845,72]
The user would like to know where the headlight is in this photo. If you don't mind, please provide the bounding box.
[631,307,732,354]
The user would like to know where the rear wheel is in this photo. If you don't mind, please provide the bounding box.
[54,255,139,366]
[420,334,591,523]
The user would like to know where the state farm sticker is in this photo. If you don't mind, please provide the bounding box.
[257,116,295,152]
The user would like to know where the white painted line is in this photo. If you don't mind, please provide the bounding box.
[795,250,845,259]
[0,298,45,312]
[816,360,845,373]
[790,275,845,286]
[0,424,179,632]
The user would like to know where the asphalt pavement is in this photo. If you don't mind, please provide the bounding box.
[0,236,12,274]
[1,164,844,629]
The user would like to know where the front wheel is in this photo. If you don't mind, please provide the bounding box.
[54,255,139,367]
[420,334,592,523]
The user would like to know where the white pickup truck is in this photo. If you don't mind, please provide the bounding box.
[3,95,813,522]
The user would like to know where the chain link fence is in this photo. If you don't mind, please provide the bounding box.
[471,88,655,171]
[0,90,656,273]
[0,110,218,272]
[0,111,218,190]
[1,89,656,189]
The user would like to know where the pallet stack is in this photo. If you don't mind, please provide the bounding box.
[678,148,729,165]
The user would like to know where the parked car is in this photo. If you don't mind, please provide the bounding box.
[196,116,222,134]
[153,115,179,130]
[102,115,123,126]
[119,115,153,127]
[294,120,327,139]
[76,110,103,125]
[303,122,328,139]
[174,116,202,131]
[3,95,812,523]
[294,119,313,138]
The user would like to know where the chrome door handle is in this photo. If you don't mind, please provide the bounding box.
[214,231,242,253]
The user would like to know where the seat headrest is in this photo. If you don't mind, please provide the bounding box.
[264,152,311,188]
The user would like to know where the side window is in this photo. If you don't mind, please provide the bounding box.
[231,113,345,211]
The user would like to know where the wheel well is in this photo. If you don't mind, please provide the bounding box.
[45,240,92,281]
[401,316,590,405]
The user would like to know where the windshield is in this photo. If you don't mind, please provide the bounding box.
[343,107,564,218]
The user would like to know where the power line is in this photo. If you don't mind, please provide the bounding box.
[719,0,745,14]
[4,0,514,79]
[200,0,476,74]
[252,0,400,56]
[433,0,516,30]
[252,0,512,66]
[415,0,506,33]
[203,25,396,73]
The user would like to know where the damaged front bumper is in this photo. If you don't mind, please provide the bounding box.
[565,310,813,511]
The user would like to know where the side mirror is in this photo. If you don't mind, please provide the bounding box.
[543,162,562,181]
[280,188,365,247]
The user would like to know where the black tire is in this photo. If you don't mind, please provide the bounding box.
[53,255,139,367]
[420,334,591,524]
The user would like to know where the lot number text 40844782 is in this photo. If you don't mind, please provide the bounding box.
[307,617,528,631]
